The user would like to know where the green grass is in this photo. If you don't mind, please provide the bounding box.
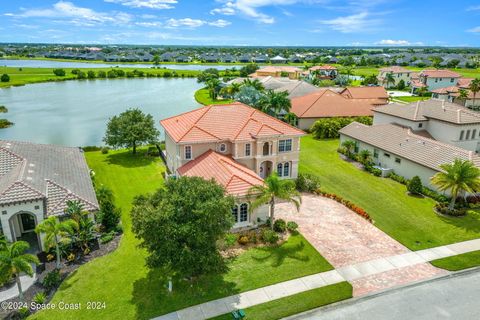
[209,282,353,320]
[431,250,480,271]
[32,147,333,320]
[392,96,426,103]
[195,87,233,105]
[299,136,480,250]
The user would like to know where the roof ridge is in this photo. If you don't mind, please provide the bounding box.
[300,90,328,117]
[232,107,257,140]
[219,156,264,183]
[405,127,474,156]
[46,179,99,211]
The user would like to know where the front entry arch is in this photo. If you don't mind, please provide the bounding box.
[259,161,273,179]
[8,212,41,253]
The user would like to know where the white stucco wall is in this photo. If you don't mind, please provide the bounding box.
[373,112,427,130]
[426,77,458,91]
[0,200,45,246]
[427,120,480,152]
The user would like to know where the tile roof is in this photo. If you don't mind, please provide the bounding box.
[340,86,389,100]
[256,66,301,73]
[309,65,337,71]
[291,89,381,118]
[177,150,264,196]
[0,140,98,213]
[273,80,321,99]
[420,69,461,78]
[379,66,411,73]
[430,86,459,94]
[160,102,305,143]
[373,99,480,124]
[457,78,474,89]
[340,122,480,171]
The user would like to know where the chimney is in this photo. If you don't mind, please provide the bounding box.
[441,99,445,111]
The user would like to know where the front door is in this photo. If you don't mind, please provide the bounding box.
[20,214,36,232]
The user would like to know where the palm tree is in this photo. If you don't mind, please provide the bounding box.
[358,149,372,164]
[417,87,428,100]
[431,159,480,210]
[248,173,301,230]
[341,140,356,157]
[458,89,469,106]
[65,200,84,223]
[284,112,298,126]
[469,78,480,107]
[242,78,264,91]
[35,216,78,269]
[385,73,396,88]
[206,78,222,100]
[259,90,291,117]
[0,241,39,300]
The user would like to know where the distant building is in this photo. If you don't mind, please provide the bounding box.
[252,66,302,79]
[377,66,412,88]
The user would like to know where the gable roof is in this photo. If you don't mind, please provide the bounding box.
[0,140,98,213]
[177,150,264,196]
[309,65,337,71]
[340,86,389,100]
[373,100,480,124]
[291,89,380,118]
[340,122,480,172]
[256,66,301,73]
[420,69,461,78]
[160,102,305,143]
[379,66,411,73]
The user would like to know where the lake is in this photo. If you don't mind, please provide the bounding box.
[0,59,240,71]
[0,78,202,146]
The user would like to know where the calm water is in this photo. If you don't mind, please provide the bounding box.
[0,78,202,146]
[0,59,239,70]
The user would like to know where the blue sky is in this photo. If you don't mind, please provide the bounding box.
[0,0,480,46]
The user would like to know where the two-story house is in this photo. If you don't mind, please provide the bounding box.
[373,100,480,152]
[377,66,412,88]
[306,65,338,80]
[160,102,305,229]
[411,69,461,93]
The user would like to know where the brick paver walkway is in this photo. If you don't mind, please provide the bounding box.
[275,195,447,295]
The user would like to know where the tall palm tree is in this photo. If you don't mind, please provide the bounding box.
[458,89,469,106]
[417,87,428,100]
[385,73,396,88]
[0,241,39,300]
[341,140,356,156]
[206,78,222,100]
[242,78,264,91]
[248,173,301,230]
[469,78,480,107]
[431,159,480,210]
[35,216,78,269]
[65,200,84,223]
[259,90,291,117]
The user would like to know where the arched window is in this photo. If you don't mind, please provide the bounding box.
[283,162,290,177]
[219,143,227,153]
[277,163,283,176]
[240,203,248,222]
[232,205,238,222]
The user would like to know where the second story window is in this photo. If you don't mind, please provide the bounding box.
[219,143,227,153]
[460,130,464,140]
[245,143,251,156]
[185,145,192,160]
[279,139,292,152]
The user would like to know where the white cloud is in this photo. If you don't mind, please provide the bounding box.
[104,0,177,9]
[8,1,132,26]
[467,26,480,33]
[376,39,410,45]
[136,21,162,27]
[466,5,480,11]
[210,6,236,15]
[320,11,380,33]
[208,19,231,27]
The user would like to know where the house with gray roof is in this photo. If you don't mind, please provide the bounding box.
[0,140,98,252]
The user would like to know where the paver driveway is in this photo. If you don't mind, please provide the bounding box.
[276,194,447,296]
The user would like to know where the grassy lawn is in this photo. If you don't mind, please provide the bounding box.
[195,87,233,105]
[32,147,333,320]
[299,136,480,250]
[431,250,480,271]
[210,282,353,320]
[392,96,426,103]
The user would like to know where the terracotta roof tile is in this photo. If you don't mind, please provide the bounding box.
[309,65,337,71]
[161,102,305,143]
[379,66,411,73]
[177,150,264,196]
[420,69,461,78]
[340,86,389,100]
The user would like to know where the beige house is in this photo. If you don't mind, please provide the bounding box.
[377,66,412,88]
[160,102,305,229]
[252,66,302,79]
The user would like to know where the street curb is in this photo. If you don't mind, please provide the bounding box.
[283,266,480,319]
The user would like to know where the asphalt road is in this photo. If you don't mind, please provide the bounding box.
[286,269,480,320]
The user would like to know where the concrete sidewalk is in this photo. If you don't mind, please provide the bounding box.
[152,238,480,320]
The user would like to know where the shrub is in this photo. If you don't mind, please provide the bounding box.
[101,147,109,154]
[18,307,30,319]
[237,235,249,245]
[435,203,466,217]
[262,229,279,244]
[422,187,449,203]
[71,69,80,75]
[1,73,10,82]
[33,291,47,304]
[286,221,299,233]
[67,252,75,262]
[42,269,61,291]
[96,185,121,232]
[97,70,107,78]
[310,116,372,139]
[224,233,237,248]
[82,146,101,152]
[273,219,287,233]
[316,190,373,222]
[407,176,423,195]
[296,173,321,193]
[100,231,115,244]
[53,68,66,76]
[387,171,407,184]
[87,70,96,79]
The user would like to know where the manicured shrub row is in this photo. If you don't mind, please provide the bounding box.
[296,172,322,193]
[311,116,372,139]
[387,172,449,203]
[315,190,373,223]
[434,203,466,217]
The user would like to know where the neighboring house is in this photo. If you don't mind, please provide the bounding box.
[291,89,384,130]
[252,66,302,79]
[227,76,320,98]
[270,55,288,64]
[307,65,338,80]
[410,69,461,93]
[0,140,99,252]
[339,86,389,105]
[373,100,480,152]
[430,78,480,109]
[339,122,480,190]
[160,102,305,229]
[377,66,412,88]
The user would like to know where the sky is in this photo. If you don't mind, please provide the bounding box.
[0,0,479,46]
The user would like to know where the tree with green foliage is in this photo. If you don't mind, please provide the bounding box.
[96,185,121,232]
[259,90,291,117]
[206,78,222,100]
[396,79,406,90]
[416,87,428,99]
[361,74,378,86]
[103,108,160,154]
[430,56,443,69]
[53,68,66,76]
[458,89,469,106]
[431,159,480,210]
[35,216,78,269]
[341,140,356,157]
[1,74,10,82]
[87,70,96,79]
[153,54,160,67]
[407,176,423,195]
[131,176,234,280]
[234,85,264,108]
[469,78,480,107]
[311,116,372,139]
[248,173,301,231]
[358,149,372,164]
[446,59,460,69]
[239,63,259,77]
[385,73,395,88]
[0,241,39,300]
[197,68,219,83]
